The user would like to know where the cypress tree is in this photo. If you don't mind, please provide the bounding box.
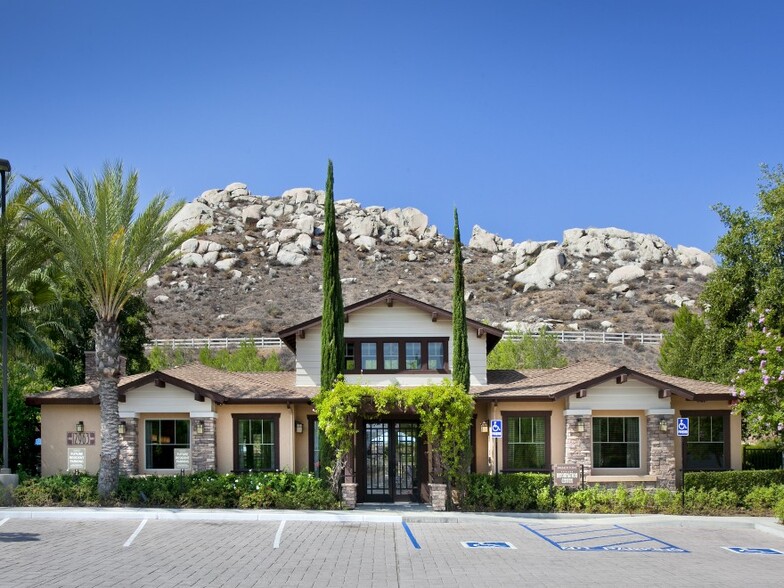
[320,160,345,390]
[452,208,470,393]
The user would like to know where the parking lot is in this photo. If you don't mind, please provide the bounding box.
[1,513,784,587]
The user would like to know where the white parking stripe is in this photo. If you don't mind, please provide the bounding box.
[273,520,286,549]
[0,517,8,527]
[123,519,148,547]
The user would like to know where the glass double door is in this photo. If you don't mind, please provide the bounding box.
[364,421,420,502]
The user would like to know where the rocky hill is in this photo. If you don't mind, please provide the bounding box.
[144,182,715,369]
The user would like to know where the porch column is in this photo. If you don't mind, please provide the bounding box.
[564,409,592,471]
[341,439,357,509]
[118,414,138,475]
[191,413,217,472]
[647,409,676,490]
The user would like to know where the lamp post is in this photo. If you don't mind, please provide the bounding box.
[0,158,10,476]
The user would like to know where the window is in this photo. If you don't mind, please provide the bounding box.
[405,342,422,370]
[361,342,377,371]
[145,419,190,470]
[343,338,448,374]
[428,342,445,370]
[503,412,551,472]
[308,416,323,477]
[682,412,730,471]
[233,414,279,472]
[592,417,640,468]
[383,342,399,370]
[345,342,356,371]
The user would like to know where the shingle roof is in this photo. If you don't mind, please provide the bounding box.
[473,362,731,400]
[26,364,314,406]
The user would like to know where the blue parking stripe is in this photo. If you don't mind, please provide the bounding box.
[402,521,421,550]
[520,523,689,553]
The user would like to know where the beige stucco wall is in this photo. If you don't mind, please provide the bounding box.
[474,400,566,475]
[215,403,305,474]
[40,405,102,476]
[672,397,742,471]
[294,300,490,387]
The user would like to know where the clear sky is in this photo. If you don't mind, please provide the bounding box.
[4,1,784,253]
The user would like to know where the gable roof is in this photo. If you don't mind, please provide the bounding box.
[473,362,733,402]
[26,364,315,406]
[279,289,504,353]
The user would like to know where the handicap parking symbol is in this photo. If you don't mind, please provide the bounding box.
[723,547,784,555]
[462,541,516,549]
[490,419,502,439]
[676,417,689,437]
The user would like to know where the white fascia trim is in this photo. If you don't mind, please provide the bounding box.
[190,411,218,419]
[119,412,139,419]
[563,409,593,416]
[646,408,676,416]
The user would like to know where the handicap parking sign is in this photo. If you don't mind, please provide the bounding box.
[490,419,502,439]
[723,547,784,555]
[676,417,689,437]
[462,541,516,549]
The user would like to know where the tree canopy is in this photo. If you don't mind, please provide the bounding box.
[487,329,568,370]
[659,164,784,385]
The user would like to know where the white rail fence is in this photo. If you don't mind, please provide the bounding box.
[144,331,663,351]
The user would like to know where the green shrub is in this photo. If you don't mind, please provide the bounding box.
[775,497,784,523]
[685,470,784,498]
[462,473,551,511]
[742,484,784,512]
[14,471,338,509]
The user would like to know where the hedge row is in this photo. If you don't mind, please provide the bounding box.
[462,471,784,517]
[13,471,339,509]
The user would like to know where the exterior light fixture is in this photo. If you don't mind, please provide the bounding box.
[118,421,126,435]
[196,420,205,435]
[76,421,85,433]
[659,419,668,433]
[480,421,489,434]
[576,418,585,433]
[295,421,304,434]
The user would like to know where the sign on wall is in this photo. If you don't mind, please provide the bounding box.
[676,417,689,437]
[67,432,96,446]
[67,448,87,471]
[174,448,191,470]
[552,464,583,487]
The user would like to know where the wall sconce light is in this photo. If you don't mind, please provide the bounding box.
[576,418,585,433]
[295,421,304,434]
[76,421,84,433]
[196,420,205,435]
[659,418,668,432]
[118,421,126,435]
[480,421,489,434]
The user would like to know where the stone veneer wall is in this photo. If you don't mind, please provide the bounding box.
[119,418,139,475]
[191,417,216,471]
[647,415,676,490]
[564,415,592,470]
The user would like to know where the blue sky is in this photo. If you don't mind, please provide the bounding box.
[4,1,784,253]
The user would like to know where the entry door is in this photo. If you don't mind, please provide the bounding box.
[364,421,420,502]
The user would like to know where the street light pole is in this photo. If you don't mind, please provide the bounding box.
[0,158,10,475]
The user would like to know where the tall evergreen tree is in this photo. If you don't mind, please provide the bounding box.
[320,160,345,390]
[452,208,470,393]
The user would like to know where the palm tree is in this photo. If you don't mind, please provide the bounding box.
[0,178,74,361]
[28,162,200,497]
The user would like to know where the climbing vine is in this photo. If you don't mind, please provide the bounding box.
[312,379,474,493]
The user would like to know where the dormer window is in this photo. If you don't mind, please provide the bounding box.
[344,338,449,374]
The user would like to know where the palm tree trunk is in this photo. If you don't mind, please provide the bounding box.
[95,318,121,498]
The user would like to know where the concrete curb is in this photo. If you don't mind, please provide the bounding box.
[1,507,783,538]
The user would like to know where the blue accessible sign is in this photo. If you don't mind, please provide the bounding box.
[462,541,516,549]
[723,547,784,555]
[490,419,502,439]
[676,417,689,437]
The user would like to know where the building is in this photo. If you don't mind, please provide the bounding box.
[28,290,739,508]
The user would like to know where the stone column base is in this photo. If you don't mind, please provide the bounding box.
[429,483,447,512]
[0,473,19,506]
[341,483,357,509]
